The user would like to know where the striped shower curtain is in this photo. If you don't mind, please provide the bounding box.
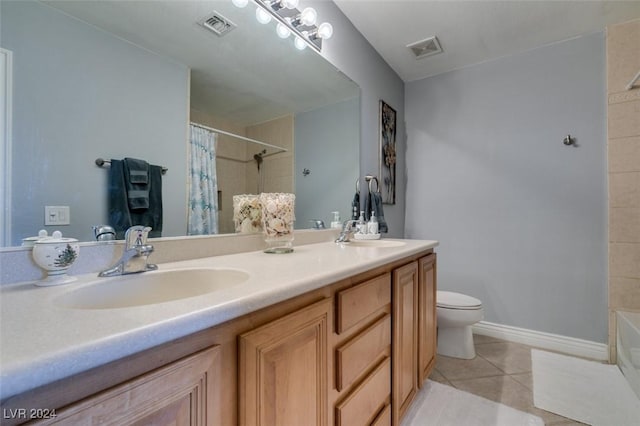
[188,124,218,235]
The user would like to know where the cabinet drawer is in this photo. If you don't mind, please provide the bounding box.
[371,404,391,426]
[335,357,390,426]
[336,273,390,334]
[336,314,390,391]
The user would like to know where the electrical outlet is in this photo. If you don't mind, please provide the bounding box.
[45,206,70,225]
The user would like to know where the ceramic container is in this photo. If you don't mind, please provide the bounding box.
[21,229,48,247]
[32,231,80,286]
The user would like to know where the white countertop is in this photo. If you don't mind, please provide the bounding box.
[0,239,437,400]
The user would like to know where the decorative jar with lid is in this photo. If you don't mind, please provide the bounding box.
[32,231,80,286]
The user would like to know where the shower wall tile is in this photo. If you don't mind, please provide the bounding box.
[608,100,640,140]
[266,155,294,178]
[607,19,640,94]
[609,172,640,207]
[608,136,640,173]
[609,242,640,279]
[609,208,640,242]
[609,277,640,310]
[608,19,640,361]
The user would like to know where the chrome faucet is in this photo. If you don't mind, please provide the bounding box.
[335,220,357,243]
[98,226,158,277]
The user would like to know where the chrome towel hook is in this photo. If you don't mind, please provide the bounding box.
[563,135,575,146]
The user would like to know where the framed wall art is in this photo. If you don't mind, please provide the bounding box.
[379,99,396,204]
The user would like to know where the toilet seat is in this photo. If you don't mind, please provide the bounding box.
[437,291,482,310]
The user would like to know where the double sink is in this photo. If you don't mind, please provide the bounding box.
[53,240,406,310]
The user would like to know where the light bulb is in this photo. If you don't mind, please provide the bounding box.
[282,0,299,9]
[276,22,291,39]
[300,7,317,26]
[232,0,249,7]
[255,7,272,24]
[294,36,307,50]
[317,22,333,39]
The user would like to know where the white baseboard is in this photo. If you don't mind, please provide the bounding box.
[473,321,609,362]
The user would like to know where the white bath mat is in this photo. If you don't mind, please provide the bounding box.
[532,349,640,425]
[402,380,543,426]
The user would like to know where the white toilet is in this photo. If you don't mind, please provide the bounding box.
[436,291,484,359]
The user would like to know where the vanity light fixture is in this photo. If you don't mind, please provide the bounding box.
[294,34,307,50]
[313,22,333,40]
[256,7,272,24]
[293,7,317,27]
[231,0,249,8]
[276,22,291,38]
[233,0,333,52]
[266,0,299,11]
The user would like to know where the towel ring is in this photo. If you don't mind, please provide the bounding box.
[365,175,379,193]
[355,178,360,194]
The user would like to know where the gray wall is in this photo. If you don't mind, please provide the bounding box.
[1,1,189,245]
[405,33,608,343]
[308,0,406,237]
[295,96,360,227]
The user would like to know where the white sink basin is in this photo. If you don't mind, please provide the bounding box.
[54,268,250,309]
[342,240,407,248]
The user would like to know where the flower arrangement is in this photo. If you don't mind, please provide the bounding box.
[233,194,263,234]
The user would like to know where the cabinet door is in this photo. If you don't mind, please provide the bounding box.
[418,253,437,386]
[36,346,221,425]
[392,261,418,426]
[239,298,331,426]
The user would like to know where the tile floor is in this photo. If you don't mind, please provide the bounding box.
[428,334,586,425]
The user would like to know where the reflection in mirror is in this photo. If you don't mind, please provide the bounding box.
[0,0,360,247]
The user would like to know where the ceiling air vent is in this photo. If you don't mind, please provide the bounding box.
[200,11,236,37]
[407,36,443,59]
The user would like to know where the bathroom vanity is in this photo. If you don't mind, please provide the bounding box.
[0,239,437,425]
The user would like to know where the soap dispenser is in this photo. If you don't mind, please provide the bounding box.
[331,211,342,229]
[357,211,367,234]
[368,211,379,235]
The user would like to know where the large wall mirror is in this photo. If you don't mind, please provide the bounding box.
[0,0,360,247]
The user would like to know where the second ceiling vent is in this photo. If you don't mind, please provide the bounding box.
[407,36,443,59]
[200,11,237,37]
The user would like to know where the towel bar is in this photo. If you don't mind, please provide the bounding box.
[95,158,167,175]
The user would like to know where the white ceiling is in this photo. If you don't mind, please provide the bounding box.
[42,0,359,126]
[333,0,640,82]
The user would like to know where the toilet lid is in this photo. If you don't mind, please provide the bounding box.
[437,291,482,309]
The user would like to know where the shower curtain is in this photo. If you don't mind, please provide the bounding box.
[188,124,218,235]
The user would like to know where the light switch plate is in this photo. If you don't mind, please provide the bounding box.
[45,206,70,225]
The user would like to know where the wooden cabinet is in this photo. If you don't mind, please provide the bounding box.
[33,346,221,425]
[6,249,436,426]
[391,261,419,426]
[238,298,332,426]
[392,254,437,425]
[418,253,437,386]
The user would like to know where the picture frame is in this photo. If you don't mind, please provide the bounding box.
[378,99,396,204]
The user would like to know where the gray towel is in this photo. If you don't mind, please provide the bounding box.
[351,192,360,221]
[124,157,149,210]
[364,191,388,233]
[124,157,148,184]
[108,160,163,239]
